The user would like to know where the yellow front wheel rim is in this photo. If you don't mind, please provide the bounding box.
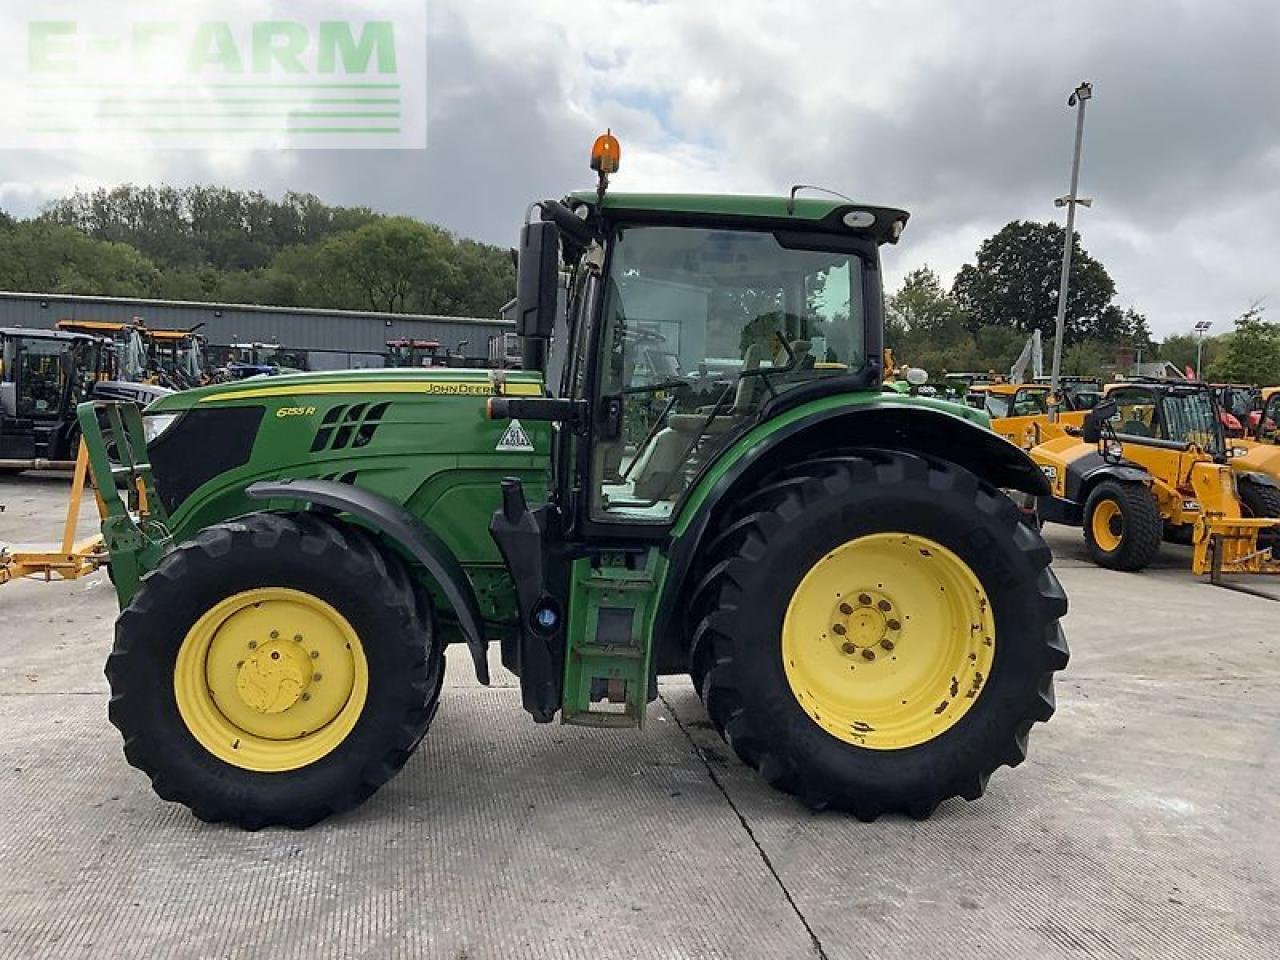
[174,588,368,772]
[781,533,996,750]
[1091,500,1124,552]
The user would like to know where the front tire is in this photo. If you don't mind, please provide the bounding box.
[688,450,1068,820]
[1083,480,1162,571]
[106,512,443,829]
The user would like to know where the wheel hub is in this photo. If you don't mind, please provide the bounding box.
[235,638,314,714]
[781,533,996,751]
[174,588,368,772]
[831,591,900,657]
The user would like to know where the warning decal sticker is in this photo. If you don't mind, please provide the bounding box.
[496,419,535,453]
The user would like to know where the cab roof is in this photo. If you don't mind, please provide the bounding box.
[566,191,910,244]
[1,326,96,343]
[970,382,1047,396]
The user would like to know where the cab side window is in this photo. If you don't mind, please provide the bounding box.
[1108,388,1156,437]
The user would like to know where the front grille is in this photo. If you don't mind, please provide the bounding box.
[149,407,265,515]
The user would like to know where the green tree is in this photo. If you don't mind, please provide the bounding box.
[1209,306,1280,384]
[952,221,1115,342]
[0,221,158,296]
[1158,332,1220,378]
[885,266,971,372]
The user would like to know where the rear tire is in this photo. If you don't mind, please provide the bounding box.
[106,512,443,829]
[1083,480,1162,571]
[688,450,1068,820]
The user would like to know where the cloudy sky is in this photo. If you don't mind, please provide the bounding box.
[1,0,1277,337]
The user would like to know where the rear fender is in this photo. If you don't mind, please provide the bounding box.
[246,478,490,684]
[652,401,1048,674]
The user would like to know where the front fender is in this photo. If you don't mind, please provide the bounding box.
[246,478,490,684]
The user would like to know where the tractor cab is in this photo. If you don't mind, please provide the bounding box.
[1101,379,1226,457]
[973,383,1049,420]
[386,338,450,368]
[147,329,208,389]
[503,186,912,529]
[215,342,306,380]
[1,328,108,464]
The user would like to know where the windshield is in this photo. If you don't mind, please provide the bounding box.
[11,338,70,417]
[591,224,867,522]
[1259,394,1280,443]
[1161,390,1223,455]
[983,394,1010,419]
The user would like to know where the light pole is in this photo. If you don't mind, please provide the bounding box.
[1048,80,1093,421]
[1194,320,1213,380]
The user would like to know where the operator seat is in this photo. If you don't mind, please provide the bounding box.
[628,340,813,502]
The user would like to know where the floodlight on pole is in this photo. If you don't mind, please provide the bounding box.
[1194,320,1213,380]
[1048,81,1094,422]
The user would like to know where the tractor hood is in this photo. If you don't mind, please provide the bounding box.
[145,367,544,414]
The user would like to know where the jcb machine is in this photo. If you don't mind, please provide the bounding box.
[75,134,1068,829]
[1228,386,1280,488]
[1033,379,1280,574]
[970,382,1088,449]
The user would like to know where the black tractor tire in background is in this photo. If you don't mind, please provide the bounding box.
[1082,480,1163,571]
[687,449,1069,821]
[1238,480,1280,550]
[106,511,443,829]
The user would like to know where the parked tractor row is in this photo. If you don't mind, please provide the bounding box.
[970,378,1280,577]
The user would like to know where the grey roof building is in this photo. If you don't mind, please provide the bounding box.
[0,291,513,368]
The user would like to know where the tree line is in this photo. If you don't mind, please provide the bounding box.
[1,188,1275,384]
[0,185,515,317]
[888,220,1279,385]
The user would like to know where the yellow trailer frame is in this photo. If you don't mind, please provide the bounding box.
[0,441,108,585]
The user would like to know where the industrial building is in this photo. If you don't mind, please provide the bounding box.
[0,290,514,370]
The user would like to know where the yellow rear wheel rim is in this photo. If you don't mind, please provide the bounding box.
[1091,499,1124,552]
[174,587,368,772]
[781,533,995,750]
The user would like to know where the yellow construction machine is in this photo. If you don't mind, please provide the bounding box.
[1031,379,1280,578]
[970,382,1088,449]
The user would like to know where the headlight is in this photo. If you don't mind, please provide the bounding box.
[143,413,181,444]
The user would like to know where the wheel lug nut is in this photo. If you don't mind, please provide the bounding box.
[270,630,279,639]
[313,673,322,681]
[877,600,891,612]
[887,619,901,631]
[248,640,258,649]
[861,649,876,661]
[294,634,304,643]
[310,650,319,659]
[832,623,847,636]
[301,693,311,702]
[841,642,857,655]
[838,602,853,616]
[880,639,895,651]
[858,593,872,606]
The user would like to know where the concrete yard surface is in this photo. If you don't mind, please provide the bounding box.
[1,472,1277,959]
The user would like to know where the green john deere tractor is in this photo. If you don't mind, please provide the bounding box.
[79,139,1068,829]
